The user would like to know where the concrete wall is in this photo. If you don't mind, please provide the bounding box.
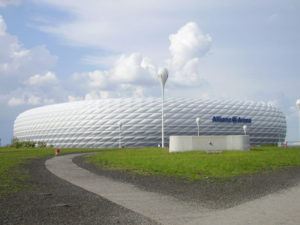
[169,135,250,152]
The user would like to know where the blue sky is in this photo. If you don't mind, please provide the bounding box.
[0,0,299,145]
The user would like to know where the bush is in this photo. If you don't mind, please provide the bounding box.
[10,138,48,149]
[36,141,47,148]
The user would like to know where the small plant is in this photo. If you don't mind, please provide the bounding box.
[10,138,48,148]
[36,141,47,148]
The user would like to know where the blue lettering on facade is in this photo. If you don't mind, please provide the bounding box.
[212,116,252,123]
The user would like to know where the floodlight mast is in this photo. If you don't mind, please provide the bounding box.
[158,68,168,148]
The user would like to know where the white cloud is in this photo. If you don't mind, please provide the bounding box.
[28,95,41,105]
[111,53,156,84]
[81,54,121,67]
[0,0,20,7]
[70,22,213,100]
[0,15,61,107]
[25,71,58,86]
[169,22,212,68]
[74,70,110,89]
[78,53,157,88]
[73,52,158,99]
[167,22,212,87]
[7,94,55,106]
[0,44,57,77]
[2,18,213,105]
[32,0,238,65]
[0,15,7,35]
[67,95,83,102]
[31,0,216,58]
[84,91,112,100]
[7,96,25,106]
[0,15,57,78]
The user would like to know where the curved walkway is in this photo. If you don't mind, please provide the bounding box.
[46,154,300,225]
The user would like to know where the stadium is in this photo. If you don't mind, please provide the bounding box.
[13,98,286,148]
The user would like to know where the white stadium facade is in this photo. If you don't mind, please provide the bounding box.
[13,98,286,148]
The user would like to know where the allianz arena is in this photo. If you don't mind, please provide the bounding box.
[13,98,286,148]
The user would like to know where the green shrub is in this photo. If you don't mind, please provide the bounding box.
[10,138,48,149]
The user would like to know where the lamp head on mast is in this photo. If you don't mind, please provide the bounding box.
[158,68,168,88]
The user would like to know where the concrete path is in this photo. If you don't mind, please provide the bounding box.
[45,154,300,225]
[187,184,300,225]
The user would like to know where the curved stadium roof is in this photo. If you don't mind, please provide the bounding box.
[14,98,286,148]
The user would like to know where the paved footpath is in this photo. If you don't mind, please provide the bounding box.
[46,154,300,225]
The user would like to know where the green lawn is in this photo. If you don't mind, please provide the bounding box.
[2,146,300,197]
[0,147,93,197]
[86,146,300,180]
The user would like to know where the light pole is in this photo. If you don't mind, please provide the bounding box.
[243,124,247,135]
[296,99,300,140]
[196,117,200,136]
[118,120,122,148]
[158,68,168,148]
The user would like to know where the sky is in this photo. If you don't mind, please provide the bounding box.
[0,0,299,145]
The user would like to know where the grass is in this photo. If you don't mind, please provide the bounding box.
[0,147,94,197]
[2,146,300,197]
[86,146,300,180]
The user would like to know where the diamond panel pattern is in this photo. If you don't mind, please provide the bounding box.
[13,98,287,148]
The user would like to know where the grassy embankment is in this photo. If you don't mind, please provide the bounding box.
[0,147,93,197]
[86,146,300,180]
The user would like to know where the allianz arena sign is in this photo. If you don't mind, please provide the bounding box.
[212,116,252,123]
